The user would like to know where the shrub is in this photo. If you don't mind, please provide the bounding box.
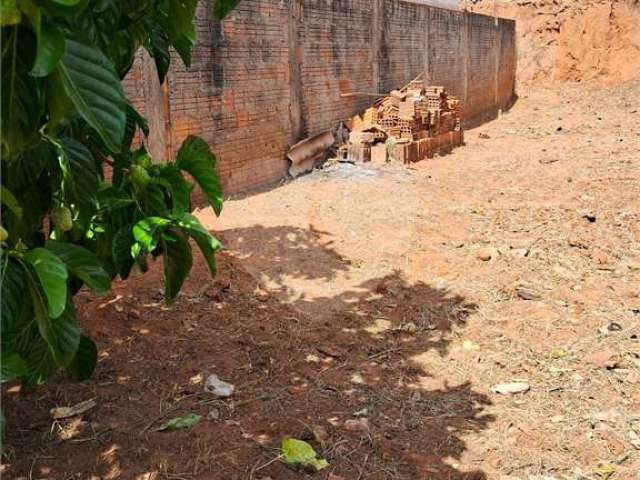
[0,0,241,435]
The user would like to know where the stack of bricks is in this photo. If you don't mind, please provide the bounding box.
[347,83,464,164]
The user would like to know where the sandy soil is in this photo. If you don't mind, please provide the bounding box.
[3,80,640,479]
[469,0,640,85]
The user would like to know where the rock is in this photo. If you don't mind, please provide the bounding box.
[478,132,491,139]
[583,349,619,369]
[516,286,541,301]
[491,381,531,395]
[344,418,369,432]
[476,248,494,261]
[312,425,329,444]
[204,374,235,397]
[607,322,623,332]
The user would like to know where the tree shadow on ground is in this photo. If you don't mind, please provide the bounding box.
[2,224,494,480]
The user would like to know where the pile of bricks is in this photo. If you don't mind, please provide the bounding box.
[344,82,464,164]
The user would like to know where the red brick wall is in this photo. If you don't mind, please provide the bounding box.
[125,0,516,196]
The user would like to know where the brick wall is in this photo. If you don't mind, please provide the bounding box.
[126,0,516,196]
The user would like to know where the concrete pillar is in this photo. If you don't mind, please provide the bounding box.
[372,0,383,94]
[288,0,304,142]
[424,7,432,86]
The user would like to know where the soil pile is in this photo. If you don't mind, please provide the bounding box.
[468,0,640,84]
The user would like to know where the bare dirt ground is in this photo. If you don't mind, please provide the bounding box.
[3,80,640,480]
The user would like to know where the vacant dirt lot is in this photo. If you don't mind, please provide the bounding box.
[3,80,640,479]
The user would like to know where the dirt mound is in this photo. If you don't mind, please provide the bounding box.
[468,0,640,84]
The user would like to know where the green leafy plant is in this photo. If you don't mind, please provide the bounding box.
[1,0,241,431]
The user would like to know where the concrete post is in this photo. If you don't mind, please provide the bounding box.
[288,0,304,142]
[424,7,432,86]
[372,0,383,95]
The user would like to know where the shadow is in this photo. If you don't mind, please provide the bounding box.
[2,224,494,480]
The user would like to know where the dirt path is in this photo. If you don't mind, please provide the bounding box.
[4,81,639,479]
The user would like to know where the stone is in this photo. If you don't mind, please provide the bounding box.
[204,374,235,397]
[491,381,530,395]
[476,248,494,261]
[344,418,369,432]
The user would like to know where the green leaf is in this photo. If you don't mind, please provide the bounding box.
[1,185,23,218]
[174,212,221,278]
[46,241,111,294]
[1,30,43,156]
[24,247,68,319]
[132,217,171,252]
[0,0,21,26]
[50,0,82,4]
[112,226,135,278]
[57,38,126,153]
[21,333,58,385]
[31,23,65,77]
[46,67,74,129]
[165,0,198,68]
[1,256,26,332]
[161,229,192,302]
[281,438,329,471]
[148,22,171,83]
[213,0,240,20]
[59,137,99,205]
[158,413,201,431]
[122,102,149,150]
[1,351,28,383]
[28,290,80,369]
[160,165,193,214]
[175,136,223,216]
[66,335,98,381]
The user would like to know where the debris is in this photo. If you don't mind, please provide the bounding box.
[204,374,235,397]
[312,425,329,444]
[478,132,491,139]
[593,463,616,480]
[550,348,569,359]
[344,418,369,432]
[516,286,542,301]
[157,413,202,431]
[463,340,480,351]
[395,322,418,333]
[50,399,97,420]
[287,131,335,178]
[317,345,343,358]
[607,322,623,332]
[583,349,619,369]
[491,381,531,395]
[583,213,597,223]
[281,438,329,471]
[206,409,221,421]
[353,407,369,417]
[476,248,494,261]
